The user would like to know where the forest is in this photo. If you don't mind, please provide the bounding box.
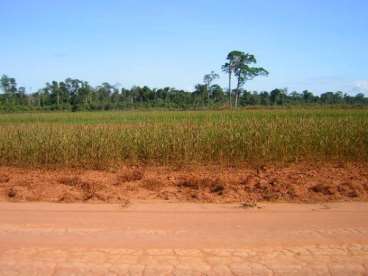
[2,74,367,112]
[1,51,367,111]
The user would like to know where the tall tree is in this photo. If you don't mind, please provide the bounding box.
[0,74,17,104]
[302,90,315,103]
[270,88,287,105]
[232,52,269,108]
[203,71,219,102]
[222,51,243,107]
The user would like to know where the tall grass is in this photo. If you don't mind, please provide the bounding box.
[0,109,367,168]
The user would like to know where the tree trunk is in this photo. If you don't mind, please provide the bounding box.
[202,86,206,107]
[228,72,232,107]
[235,75,241,109]
[234,91,239,108]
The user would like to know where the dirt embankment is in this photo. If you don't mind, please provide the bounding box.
[0,162,368,204]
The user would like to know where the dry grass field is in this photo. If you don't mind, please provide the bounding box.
[0,109,367,168]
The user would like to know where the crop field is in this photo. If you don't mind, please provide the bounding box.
[0,108,367,168]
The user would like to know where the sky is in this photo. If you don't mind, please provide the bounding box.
[1,0,367,95]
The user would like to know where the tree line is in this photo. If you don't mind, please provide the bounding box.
[1,51,367,111]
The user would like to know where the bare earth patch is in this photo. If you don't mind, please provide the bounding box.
[0,162,367,204]
[0,202,368,275]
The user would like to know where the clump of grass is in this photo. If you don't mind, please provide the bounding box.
[58,176,82,186]
[177,177,225,195]
[141,178,164,191]
[0,109,367,168]
[116,169,144,183]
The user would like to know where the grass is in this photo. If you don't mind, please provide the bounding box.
[0,109,367,168]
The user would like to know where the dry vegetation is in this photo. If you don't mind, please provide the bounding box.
[0,109,367,168]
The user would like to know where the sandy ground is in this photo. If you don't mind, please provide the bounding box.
[0,201,368,275]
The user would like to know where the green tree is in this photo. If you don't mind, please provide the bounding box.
[302,90,315,103]
[203,71,219,102]
[233,52,268,108]
[259,91,270,105]
[0,74,17,104]
[223,51,268,108]
[210,84,225,103]
[45,81,62,107]
[270,88,287,105]
[193,84,207,107]
[222,51,243,107]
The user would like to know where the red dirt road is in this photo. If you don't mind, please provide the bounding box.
[0,202,368,275]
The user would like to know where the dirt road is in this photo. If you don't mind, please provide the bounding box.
[0,202,368,275]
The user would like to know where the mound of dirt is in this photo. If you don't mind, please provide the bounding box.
[0,174,10,183]
[0,162,367,204]
[176,177,225,201]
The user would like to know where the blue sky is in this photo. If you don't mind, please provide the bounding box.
[1,0,367,94]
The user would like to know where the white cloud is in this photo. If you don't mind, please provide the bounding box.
[284,77,368,95]
[353,80,368,94]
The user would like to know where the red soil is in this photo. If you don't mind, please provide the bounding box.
[0,162,368,204]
